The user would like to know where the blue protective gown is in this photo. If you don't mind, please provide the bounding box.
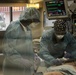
[3,8,41,75]
[39,29,76,66]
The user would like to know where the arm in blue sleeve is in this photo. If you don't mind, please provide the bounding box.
[38,32,55,65]
[66,33,76,59]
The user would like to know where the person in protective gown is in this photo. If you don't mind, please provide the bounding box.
[38,19,76,75]
[2,7,43,75]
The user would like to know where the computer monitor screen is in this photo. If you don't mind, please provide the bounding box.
[44,0,68,19]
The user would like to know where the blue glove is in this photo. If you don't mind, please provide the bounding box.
[52,59,62,66]
[64,51,72,59]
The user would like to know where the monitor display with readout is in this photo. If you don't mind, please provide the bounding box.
[44,0,68,19]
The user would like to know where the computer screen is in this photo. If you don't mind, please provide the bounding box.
[44,0,68,19]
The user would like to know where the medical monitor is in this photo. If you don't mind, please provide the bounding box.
[44,0,69,19]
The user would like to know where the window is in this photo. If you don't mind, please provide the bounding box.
[0,7,25,31]
[12,7,25,21]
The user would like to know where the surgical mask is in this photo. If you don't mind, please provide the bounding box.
[29,22,39,28]
[56,35,64,39]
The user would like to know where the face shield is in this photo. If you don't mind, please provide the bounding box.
[29,22,40,28]
[20,18,40,28]
[29,19,40,28]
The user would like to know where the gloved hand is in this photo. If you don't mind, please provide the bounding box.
[63,51,72,59]
[51,59,62,66]
[60,51,73,62]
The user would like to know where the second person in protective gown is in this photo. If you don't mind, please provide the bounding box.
[3,7,42,75]
[39,20,76,66]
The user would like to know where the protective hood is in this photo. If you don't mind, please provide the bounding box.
[19,7,40,22]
